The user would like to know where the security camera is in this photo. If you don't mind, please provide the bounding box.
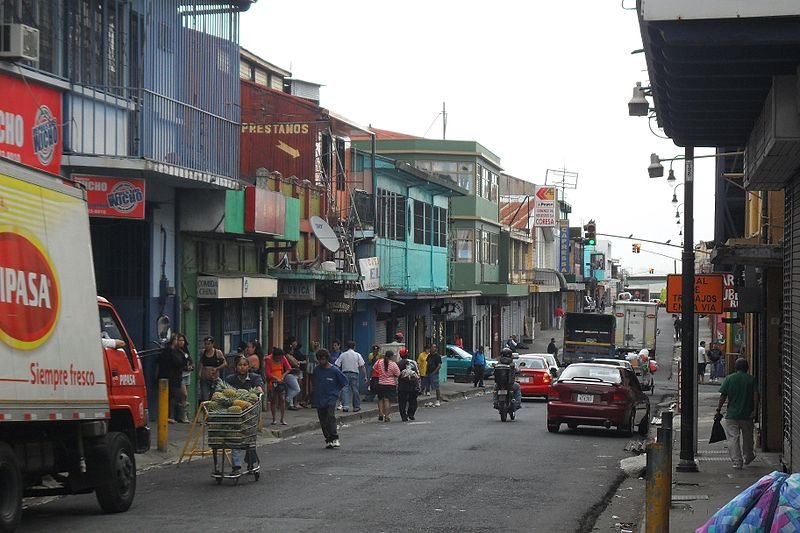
[628,82,650,117]
[648,153,664,178]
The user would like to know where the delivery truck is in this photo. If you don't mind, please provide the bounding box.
[613,301,659,359]
[0,158,149,532]
[561,312,617,365]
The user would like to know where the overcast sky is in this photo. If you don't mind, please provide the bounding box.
[241,1,717,276]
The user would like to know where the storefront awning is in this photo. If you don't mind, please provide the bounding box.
[528,268,567,293]
[711,243,782,267]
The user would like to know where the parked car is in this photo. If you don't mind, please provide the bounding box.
[546,363,650,436]
[516,355,552,399]
[445,345,494,381]
[591,358,634,371]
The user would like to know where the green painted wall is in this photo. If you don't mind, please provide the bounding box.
[450,195,499,221]
[224,191,245,234]
[280,197,301,241]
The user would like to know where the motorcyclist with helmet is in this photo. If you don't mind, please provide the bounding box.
[493,347,522,409]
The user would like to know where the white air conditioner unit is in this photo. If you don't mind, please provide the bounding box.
[0,24,40,62]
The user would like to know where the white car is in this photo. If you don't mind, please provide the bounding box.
[527,352,560,377]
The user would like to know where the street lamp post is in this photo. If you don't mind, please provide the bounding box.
[647,149,743,472]
[676,148,697,472]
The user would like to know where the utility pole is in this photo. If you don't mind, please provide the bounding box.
[442,102,447,140]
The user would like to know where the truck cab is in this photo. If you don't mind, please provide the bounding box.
[99,297,150,453]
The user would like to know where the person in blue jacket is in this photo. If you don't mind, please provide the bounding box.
[312,349,349,449]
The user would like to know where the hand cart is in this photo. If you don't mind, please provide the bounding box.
[206,395,262,485]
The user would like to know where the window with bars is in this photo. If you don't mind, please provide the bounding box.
[1,0,61,74]
[376,188,406,241]
[433,206,447,247]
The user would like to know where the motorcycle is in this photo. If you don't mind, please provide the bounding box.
[493,363,518,422]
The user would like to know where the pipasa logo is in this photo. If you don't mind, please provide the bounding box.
[32,105,58,167]
[0,230,60,350]
[106,181,143,214]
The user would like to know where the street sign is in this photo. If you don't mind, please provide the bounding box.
[666,274,725,314]
[534,186,556,227]
[721,272,739,312]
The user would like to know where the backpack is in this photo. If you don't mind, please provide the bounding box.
[399,359,419,381]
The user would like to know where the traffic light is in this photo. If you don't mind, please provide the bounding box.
[648,267,654,274]
[632,243,641,253]
[584,220,596,246]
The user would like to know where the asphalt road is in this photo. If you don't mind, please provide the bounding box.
[22,399,638,533]
[21,312,676,533]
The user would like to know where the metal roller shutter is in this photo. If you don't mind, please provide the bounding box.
[784,179,800,469]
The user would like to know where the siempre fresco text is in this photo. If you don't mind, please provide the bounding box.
[29,362,97,391]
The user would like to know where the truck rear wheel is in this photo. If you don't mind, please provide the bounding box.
[0,442,22,532]
[93,433,136,514]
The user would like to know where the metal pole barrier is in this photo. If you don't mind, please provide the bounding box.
[158,378,169,452]
[646,441,671,533]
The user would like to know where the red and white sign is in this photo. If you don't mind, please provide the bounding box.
[0,72,62,174]
[71,175,146,219]
[0,231,60,350]
[245,186,286,235]
[722,272,739,312]
[534,186,556,227]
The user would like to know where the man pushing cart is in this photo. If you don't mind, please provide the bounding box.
[206,355,264,484]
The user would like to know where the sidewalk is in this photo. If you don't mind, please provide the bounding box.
[669,316,781,530]
[138,379,491,471]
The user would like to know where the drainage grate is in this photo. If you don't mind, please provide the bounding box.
[672,494,709,502]
[696,450,729,455]
[695,456,732,462]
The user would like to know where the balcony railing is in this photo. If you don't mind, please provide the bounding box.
[66,86,240,179]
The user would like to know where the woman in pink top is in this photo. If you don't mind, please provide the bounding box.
[375,350,400,422]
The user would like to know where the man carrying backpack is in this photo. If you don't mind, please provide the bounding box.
[397,348,420,422]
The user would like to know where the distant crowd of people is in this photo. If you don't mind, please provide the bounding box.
[154,332,453,449]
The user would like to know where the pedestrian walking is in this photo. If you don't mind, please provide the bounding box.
[283,346,303,410]
[472,346,486,387]
[716,358,759,469]
[698,341,708,384]
[335,340,366,412]
[397,348,420,421]
[547,338,559,364]
[417,345,430,395]
[374,350,400,422]
[364,344,381,402]
[427,344,446,407]
[312,349,348,449]
[673,315,682,341]
[265,347,292,425]
[175,333,192,423]
[554,305,564,329]
[708,342,725,384]
[329,339,342,366]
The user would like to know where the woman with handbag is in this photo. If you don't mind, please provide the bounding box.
[198,336,226,404]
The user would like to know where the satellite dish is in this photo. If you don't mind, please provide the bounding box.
[310,216,340,252]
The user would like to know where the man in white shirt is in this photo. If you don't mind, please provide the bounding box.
[698,341,708,385]
[335,340,366,412]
